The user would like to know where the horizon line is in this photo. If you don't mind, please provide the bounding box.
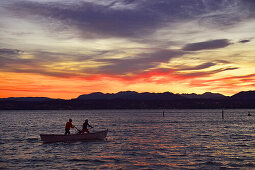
[1,90,255,100]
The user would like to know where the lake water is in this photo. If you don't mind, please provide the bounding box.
[1,109,255,169]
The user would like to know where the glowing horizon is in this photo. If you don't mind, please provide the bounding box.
[0,0,255,99]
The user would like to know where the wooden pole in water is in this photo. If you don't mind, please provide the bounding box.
[163,111,165,117]
[222,109,224,119]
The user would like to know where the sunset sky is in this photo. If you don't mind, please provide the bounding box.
[0,0,255,99]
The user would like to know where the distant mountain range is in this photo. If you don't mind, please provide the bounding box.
[180,92,226,99]
[0,91,229,101]
[0,90,255,110]
[77,91,184,100]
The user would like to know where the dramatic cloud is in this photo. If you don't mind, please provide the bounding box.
[175,67,239,79]
[0,0,255,98]
[93,49,184,75]
[182,39,231,51]
[8,1,161,38]
[7,0,255,39]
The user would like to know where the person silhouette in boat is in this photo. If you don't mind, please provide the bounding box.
[82,119,93,134]
[65,119,75,135]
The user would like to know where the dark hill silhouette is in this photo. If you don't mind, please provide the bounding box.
[77,91,184,100]
[231,91,255,100]
[181,92,227,99]
[77,92,107,100]
[0,90,255,110]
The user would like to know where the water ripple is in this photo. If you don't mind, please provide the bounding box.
[1,109,255,169]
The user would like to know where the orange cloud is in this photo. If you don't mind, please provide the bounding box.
[1,68,255,99]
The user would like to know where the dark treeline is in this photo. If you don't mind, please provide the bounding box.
[0,91,255,110]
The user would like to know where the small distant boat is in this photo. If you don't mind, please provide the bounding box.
[40,129,108,143]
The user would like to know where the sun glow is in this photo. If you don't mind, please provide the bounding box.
[0,0,255,98]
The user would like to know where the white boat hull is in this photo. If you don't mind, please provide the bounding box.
[40,129,108,143]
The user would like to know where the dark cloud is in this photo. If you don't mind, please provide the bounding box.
[222,67,239,71]
[239,39,250,43]
[0,46,187,78]
[214,60,231,64]
[93,49,184,75]
[178,67,239,78]
[179,62,216,71]
[9,1,162,38]
[242,0,255,17]
[182,39,231,51]
[196,0,254,28]
[8,0,254,39]
[0,48,22,55]
[0,48,23,67]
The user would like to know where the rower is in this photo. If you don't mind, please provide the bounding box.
[82,119,93,133]
[65,119,75,135]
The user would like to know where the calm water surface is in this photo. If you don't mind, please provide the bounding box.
[1,109,255,169]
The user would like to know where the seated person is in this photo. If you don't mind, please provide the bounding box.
[82,119,93,133]
[65,119,75,135]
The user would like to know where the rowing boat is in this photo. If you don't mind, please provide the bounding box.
[40,129,108,143]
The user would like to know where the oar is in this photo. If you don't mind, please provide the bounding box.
[74,126,82,133]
